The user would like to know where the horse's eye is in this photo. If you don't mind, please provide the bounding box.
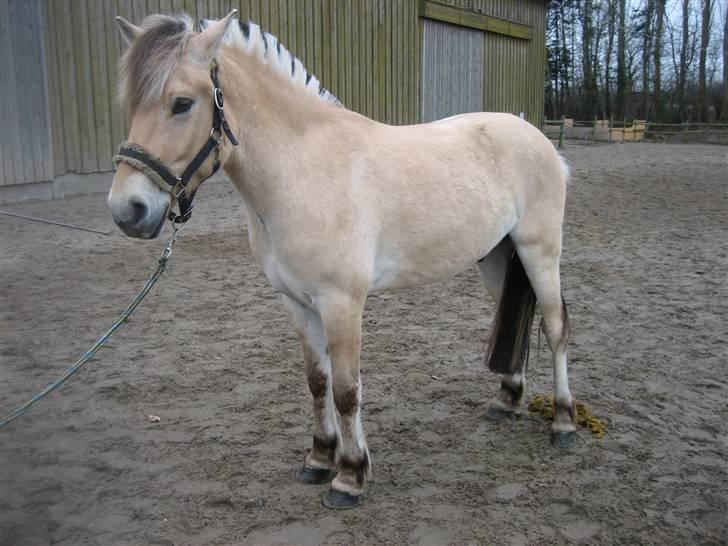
[172,98,194,115]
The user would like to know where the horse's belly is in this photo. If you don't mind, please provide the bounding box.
[370,214,512,291]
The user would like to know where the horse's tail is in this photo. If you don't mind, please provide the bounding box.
[486,243,537,375]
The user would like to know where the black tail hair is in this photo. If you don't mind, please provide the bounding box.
[486,245,537,375]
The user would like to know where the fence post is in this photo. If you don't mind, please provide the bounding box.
[683,122,688,143]
[623,119,627,142]
[608,117,612,142]
[558,118,565,149]
[592,116,598,142]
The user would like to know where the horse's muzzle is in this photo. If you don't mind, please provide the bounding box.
[108,170,170,239]
[110,202,167,239]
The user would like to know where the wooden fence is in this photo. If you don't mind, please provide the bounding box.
[543,119,728,147]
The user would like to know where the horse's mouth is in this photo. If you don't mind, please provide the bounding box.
[114,205,168,240]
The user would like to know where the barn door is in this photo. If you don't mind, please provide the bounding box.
[421,19,484,122]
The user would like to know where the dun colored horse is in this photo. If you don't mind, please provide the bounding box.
[108,11,576,509]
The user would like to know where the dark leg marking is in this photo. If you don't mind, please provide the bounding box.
[333,386,359,416]
[500,378,523,405]
[312,435,338,460]
[307,366,328,399]
[339,452,370,489]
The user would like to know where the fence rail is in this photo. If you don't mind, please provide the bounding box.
[542,119,728,147]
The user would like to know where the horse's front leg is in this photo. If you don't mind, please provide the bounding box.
[283,296,340,484]
[319,293,370,509]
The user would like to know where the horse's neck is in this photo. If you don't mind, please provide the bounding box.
[220,52,337,216]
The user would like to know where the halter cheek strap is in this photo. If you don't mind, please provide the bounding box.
[113,60,239,224]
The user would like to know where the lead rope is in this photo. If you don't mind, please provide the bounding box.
[0,223,183,429]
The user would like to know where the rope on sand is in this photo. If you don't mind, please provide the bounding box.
[0,210,111,236]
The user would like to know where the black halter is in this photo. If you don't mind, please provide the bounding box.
[113,60,239,224]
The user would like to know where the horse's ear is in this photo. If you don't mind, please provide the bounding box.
[116,16,142,45]
[191,9,238,59]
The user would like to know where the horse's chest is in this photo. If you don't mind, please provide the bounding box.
[248,223,308,303]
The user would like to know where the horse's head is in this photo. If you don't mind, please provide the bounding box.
[108,11,238,238]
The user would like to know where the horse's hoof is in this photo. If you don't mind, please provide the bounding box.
[551,430,577,449]
[322,488,361,510]
[487,406,514,421]
[296,465,337,485]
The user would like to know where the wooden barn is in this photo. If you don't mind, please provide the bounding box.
[0,0,547,203]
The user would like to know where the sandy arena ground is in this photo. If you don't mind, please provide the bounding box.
[0,143,726,545]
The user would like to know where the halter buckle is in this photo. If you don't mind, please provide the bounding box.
[214,88,224,110]
[172,177,187,200]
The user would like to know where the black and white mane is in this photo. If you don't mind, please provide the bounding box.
[200,18,341,106]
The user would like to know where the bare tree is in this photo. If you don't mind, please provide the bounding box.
[582,0,597,118]
[654,0,666,119]
[642,0,655,118]
[604,0,617,119]
[723,1,728,120]
[617,0,628,117]
[698,0,714,121]
[676,0,691,120]
[560,1,570,105]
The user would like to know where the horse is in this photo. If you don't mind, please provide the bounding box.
[108,10,577,509]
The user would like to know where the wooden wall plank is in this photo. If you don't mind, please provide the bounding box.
[45,0,66,177]
[88,0,113,171]
[0,0,17,185]
[104,0,124,151]
[0,0,53,186]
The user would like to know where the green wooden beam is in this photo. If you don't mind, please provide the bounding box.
[418,0,533,41]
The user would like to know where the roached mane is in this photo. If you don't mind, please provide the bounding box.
[200,18,341,106]
[119,14,341,114]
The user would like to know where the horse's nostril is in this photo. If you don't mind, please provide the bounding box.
[130,200,148,226]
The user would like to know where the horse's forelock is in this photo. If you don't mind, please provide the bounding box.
[119,14,194,113]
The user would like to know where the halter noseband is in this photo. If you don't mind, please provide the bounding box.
[113,60,239,224]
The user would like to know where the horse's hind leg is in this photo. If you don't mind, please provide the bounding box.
[511,236,577,447]
[477,237,527,418]
[283,296,340,484]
